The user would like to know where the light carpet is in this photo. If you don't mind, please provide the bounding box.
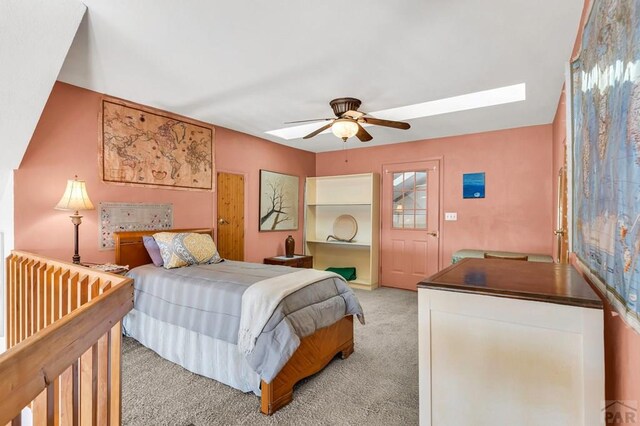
[122,287,418,425]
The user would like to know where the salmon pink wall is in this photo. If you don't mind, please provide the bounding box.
[14,82,314,264]
[570,254,640,413]
[554,0,640,410]
[316,125,554,266]
[597,280,640,408]
[214,127,314,262]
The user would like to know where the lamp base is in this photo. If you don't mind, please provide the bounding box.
[70,213,83,264]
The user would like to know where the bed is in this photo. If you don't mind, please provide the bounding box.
[114,228,363,415]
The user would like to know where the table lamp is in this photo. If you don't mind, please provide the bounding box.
[55,176,95,264]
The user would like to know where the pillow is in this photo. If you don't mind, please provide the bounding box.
[153,232,222,269]
[142,235,164,267]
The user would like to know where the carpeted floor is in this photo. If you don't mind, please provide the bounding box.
[121,287,418,425]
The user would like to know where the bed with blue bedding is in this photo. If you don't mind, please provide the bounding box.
[115,228,364,415]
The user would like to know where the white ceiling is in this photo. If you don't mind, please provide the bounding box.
[58,0,583,153]
[0,0,85,170]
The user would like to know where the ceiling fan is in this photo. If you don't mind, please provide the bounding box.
[286,98,411,142]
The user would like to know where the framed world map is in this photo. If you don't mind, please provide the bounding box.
[100,98,214,191]
[571,0,640,331]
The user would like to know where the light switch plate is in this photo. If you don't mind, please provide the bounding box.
[445,212,457,221]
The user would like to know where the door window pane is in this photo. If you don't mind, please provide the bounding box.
[401,193,415,210]
[391,170,428,229]
[415,172,427,190]
[402,173,415,190]
[415,191,427,209]
[393,191,404,212]
[403,213,415,227]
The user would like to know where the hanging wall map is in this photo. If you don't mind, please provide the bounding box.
[99,202,173,250]
[100,98,214,191]
[571,0,640,331]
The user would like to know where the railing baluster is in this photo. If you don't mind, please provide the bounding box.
[44,265,53,328]
[53,378,60,425]
[109,323,122,425]
[6,256,13,347]
[1,251,133,426]
[80,344,98,425]
[60,270,70,316]
[51,267,61,323]
[96,333,109,425]
[17,256,25,343]
[25,259,35,338]
[36,262,45,332]
[79,275,89,307]
[68,272,79,313]
[88,277,99,302]
[60,365,73,426]
[32,386,53,425]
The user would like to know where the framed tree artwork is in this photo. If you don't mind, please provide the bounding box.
[259,170,299,231]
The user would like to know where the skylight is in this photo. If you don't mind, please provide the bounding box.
[265,83,526,140]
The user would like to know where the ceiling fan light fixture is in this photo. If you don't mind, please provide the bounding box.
[331,118,359,141]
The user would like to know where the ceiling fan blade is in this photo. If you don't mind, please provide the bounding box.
[362,117,411,130]
[356,123,373,142]
[303,122,333,139]
[284,118,333,124]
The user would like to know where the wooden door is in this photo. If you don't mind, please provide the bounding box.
[556,173,570,263]
[217,172,244,260]
[555,139,569,263]
[381,161,440,290]
[559,163,569,263]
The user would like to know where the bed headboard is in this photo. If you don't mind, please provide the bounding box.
[114,228,214,269]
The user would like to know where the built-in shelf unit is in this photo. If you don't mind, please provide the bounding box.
[305,173,380,290]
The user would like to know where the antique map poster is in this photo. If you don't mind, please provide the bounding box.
[100,98,214,190]
[571,0,640,331]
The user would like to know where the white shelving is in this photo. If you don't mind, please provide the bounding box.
[305,173,380,290]
[306,240,371,247]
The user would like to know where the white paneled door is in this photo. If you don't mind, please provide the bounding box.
[381,161,440,290]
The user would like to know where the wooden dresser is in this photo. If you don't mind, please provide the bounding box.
[417,258,604,426]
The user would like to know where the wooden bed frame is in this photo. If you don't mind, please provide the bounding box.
[113,228,355,415]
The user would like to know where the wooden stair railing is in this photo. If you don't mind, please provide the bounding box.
[1,251,134,425]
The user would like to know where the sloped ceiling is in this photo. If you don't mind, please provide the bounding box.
[59,1,583,152]
[0,0,86,170]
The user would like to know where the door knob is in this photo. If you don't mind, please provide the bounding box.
[427,231,438,237]
[218,218,229,225]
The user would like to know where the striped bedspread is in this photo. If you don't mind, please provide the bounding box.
[123,260,364,383]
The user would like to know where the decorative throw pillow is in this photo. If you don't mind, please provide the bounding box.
[153,232,222,269]
[142,235,164,267]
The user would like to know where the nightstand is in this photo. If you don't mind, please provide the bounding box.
[81,262,129,275]
[263,255,313,269]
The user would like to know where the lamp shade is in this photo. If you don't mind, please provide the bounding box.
[55,178,95,212]
[331,118,359,140]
